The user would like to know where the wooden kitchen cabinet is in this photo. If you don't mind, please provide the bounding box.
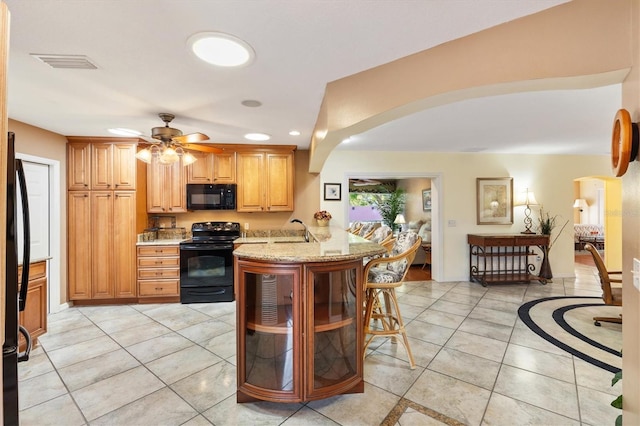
[136,245,180,301]
[236,258,363,403]
[147,157,187,213]
[68,190,136,301]
[213,151,236,183]
[186,151,214,183]
[67,142,91,190]
[187,151,236,184]
[67,138,137,191]
[18,260,47,351]
[236,149,294,212]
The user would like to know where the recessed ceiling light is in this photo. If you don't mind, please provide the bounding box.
[341,137,352,144]
[244,133,271,141]
[108,128,141,136]
[188,32,255,67]
[289,130,301,136]
[241,100,262,107]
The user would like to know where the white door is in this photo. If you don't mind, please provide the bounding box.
[17,161,50,281]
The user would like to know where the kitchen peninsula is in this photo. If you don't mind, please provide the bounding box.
[233,226,385,403]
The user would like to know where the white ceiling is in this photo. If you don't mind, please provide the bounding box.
[3,0,619,156]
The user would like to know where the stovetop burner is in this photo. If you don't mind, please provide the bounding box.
[181,221,241,245]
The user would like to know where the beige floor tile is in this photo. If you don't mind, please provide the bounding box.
[178,318,235,343]
[146,345,223,385]
[307,383,400,426]
[71,365,164,421]
[405,320,455,346]
[373,336,441,368]
[428,299,474,316]
[203,329,237,359]
[280,406,340,425]
[573,358,621,396]
[482,392,579,426]
[502,343,576,383]
[494,365,579,420]
[108,320,173,347]
[202,395,303,426]
[445,330,507,363]
[468,306,517,327]
[18,394,85,426]
[457,317,513,342]
[46,335,121,369]
[405,369,491,425]
[126,332,195,364]
[91,387,198,425]
[171,361,237,412]
[363,352,424,396]
[577,385,622,426]
[57,348,140,391]
[18,347,55,381]
[18,370,68,411]
[415,308,466,329]
[428,347,500,390]
[38,323,106,352]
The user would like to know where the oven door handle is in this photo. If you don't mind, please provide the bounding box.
[180,244,234,251]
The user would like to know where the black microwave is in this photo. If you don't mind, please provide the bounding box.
[186,184,236,210]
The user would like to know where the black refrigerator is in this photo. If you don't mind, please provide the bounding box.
[3,131,32,425]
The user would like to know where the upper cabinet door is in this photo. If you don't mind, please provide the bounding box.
[186,152,214,183]
[91,143,113,190]
[213,152,236,183]
[112,143,137,190]
[265,152,294,212]
[236,152,265,212]
[67,142,91,190]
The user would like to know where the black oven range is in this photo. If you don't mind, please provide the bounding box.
[179,221,240,303]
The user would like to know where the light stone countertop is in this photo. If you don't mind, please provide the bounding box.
[136,238,186,246]
[233,225,385,262]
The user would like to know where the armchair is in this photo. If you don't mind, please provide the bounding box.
[584,243,622,326]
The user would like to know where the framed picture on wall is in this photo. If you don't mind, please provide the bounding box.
[476,177,513,225]
[324,183,342,201]
[422,189,432,211]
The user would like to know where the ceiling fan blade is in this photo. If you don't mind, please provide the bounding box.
[173,132,209,143]
[182,143,223,154]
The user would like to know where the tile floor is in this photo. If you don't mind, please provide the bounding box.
[18,262,622,425]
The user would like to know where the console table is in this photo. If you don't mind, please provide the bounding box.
[468,234,549,286]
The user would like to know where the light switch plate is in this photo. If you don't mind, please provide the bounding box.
[633,258,640,291]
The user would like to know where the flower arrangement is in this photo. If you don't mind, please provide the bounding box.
[313,210,332,220]
[537,208,569,250]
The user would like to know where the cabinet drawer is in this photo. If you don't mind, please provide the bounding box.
[137,245,180,256]
[482,238,514,247]
[138,280,179,296]
[137,257,180,268]
[18,261,46,281]
[137,268,180,279]
[514,236,548,246]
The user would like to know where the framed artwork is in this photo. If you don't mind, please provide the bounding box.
[476,177,513,225]
[324,183,342,201]
[422,189,432,211]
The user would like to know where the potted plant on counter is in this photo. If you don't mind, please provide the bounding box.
[314,210,332,226]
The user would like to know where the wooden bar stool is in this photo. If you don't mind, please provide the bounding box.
[363,231,421,369]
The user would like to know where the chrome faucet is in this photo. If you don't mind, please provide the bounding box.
[290,219,310,242]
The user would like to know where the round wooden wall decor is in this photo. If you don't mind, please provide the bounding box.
[611,108,633,177]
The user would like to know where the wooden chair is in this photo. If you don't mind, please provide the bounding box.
[584,243,622,326]
[363,231,421,368]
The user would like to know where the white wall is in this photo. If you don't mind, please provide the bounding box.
[320,150,611,282]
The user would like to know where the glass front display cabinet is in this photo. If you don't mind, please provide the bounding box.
[236,259,363,403]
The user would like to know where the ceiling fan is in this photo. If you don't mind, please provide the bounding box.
[351,178,383,186]
[136,113,222,165]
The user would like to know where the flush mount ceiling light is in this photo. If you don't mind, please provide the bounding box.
[188,32,255,67]
[244,133,271,141]
[289,130,301,136]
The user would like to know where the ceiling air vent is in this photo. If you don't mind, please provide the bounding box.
[30,54,98,69]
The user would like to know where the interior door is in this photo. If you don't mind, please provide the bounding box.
[17,161,50,264]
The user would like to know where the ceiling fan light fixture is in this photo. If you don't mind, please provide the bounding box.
[135,148,153,164]
[158,147,180,165]
[188,32,255,67]
[244,132,270,141]
[182,151,198,166]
